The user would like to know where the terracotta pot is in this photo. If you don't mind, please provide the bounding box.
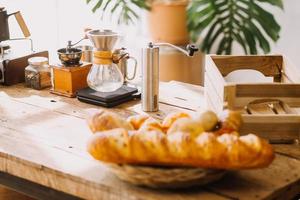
[159,46,204,86]
[148,1,190,45]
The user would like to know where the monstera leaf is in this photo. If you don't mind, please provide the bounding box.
[86,0,150,24]
[187,0,283,54]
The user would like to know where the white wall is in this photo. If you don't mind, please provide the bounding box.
[270,1,300,66]
[1,0,145,62]
[1,0,300,66]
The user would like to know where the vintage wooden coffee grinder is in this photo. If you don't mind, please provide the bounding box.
[51,41,92,97]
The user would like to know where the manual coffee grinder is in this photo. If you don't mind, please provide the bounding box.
[51,41,92,97]
[77,29,139,107]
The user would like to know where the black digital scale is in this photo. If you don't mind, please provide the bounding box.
[77,85,140,108]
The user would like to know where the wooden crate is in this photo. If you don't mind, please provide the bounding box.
[205,55,300,143]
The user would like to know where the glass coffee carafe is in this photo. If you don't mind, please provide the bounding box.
[86,30,124,92]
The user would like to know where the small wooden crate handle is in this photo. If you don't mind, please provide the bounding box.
[245,99,296,115]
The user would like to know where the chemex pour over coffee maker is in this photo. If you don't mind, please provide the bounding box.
[77,29,140,107]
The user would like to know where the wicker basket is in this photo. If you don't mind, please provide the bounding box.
[107,164,226,189]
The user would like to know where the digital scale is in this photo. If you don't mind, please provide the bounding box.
[77,85,140,107]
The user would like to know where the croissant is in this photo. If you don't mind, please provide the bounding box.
[127,115,149,130]
[87,128,275,169]
[139,118,165,133]
[87,110,133,133]
[194,110,219,132]
[214,110,243,136]
[167,118,204,138]
[162,112,191,130]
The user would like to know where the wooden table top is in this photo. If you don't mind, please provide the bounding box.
[0,82,299,200]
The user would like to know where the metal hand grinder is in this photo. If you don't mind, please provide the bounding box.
[141,42,199,112]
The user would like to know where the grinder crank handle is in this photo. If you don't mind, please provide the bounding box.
[151,42,199,57]
[186,44,199,56]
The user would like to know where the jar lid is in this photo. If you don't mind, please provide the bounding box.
[28,57,49,66]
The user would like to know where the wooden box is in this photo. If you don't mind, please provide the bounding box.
[51,63,92,98]
[205,55,300,143]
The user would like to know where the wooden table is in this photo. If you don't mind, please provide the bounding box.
[0,82,299,200]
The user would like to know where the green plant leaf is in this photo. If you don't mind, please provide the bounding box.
[131,0,150,10]
[188,0,283,54]
[257,0,284,9]
[232,32,248,54]
[247,20,270,53]
[111,2,120,14]
[86,0,147,24]
[92,0,103,13]
[241,26,257,54]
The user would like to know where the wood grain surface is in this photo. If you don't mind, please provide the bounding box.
[211,55,283,78]
[0,83,298,200]
[0,187,33,200]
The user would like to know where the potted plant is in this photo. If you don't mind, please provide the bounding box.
[86,0,283,54]
[147,0,190,45]
[187,0,284,54]
[85,0,190,45]
[86,0,283,85]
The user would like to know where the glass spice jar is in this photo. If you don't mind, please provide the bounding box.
[25,57,51,90]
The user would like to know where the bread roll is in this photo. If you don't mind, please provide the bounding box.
[162,112,191,130]
[139,118,165,133]
[214,110,243,136]
[87,110,133,133]
[127,115,149,130]
[87,129,275,169]
[167,118,204,138]
[195,110,219,131]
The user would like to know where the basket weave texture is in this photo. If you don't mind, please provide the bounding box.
[107,164,226,189]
